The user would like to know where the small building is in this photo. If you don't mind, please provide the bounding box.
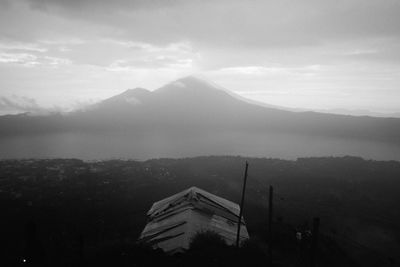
[139,186,250,254]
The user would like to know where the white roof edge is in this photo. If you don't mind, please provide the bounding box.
[148,186,240,217]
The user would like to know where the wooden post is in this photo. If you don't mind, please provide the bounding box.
[310,217,320,267]
[236,161,249,247]
[268,185,273,264]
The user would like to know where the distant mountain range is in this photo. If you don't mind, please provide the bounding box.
[313,108,400,118]
[1,76,399,160]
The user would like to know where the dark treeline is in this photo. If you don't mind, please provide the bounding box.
[1,156,399,266]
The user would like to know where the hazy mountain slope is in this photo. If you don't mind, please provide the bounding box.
[72,76,400,142]
[0,76,399,160]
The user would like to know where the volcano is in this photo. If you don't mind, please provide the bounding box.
[0,76,399,160]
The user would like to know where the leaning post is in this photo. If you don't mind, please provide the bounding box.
[236,161,249,247]
[268,185,274,265]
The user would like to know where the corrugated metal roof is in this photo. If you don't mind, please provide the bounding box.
[139,186,249,253]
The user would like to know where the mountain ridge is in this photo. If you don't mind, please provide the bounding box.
[0,76,399,160]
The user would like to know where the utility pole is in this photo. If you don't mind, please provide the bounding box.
[236,161,249,248]
[268,185,273,265]
[310,217,320,267]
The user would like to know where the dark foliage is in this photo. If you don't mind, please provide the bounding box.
[189,230,228,250]
[1,156,399,266]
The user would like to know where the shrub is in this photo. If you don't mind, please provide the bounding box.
[189,230,228,251]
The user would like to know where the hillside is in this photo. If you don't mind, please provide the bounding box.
[1,156,399,266]
[0,77,399,160]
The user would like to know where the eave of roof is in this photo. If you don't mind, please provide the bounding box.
[148,186,240,218]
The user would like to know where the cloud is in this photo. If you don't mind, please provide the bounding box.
[0,95,99,115]
[0,52,71,67]
[0,53,38,66]
[0,42,47,52]
[217,65,322,78]
[4,0,397,49]
[2,0,400,68]
[0,95,49,114]
[106,56,193,72]
[24,0,184,11]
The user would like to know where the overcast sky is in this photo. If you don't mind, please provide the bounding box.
[0,0,399,115]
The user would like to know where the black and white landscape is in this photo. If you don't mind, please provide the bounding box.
[1,76,399,160]
[1,1,400,267]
